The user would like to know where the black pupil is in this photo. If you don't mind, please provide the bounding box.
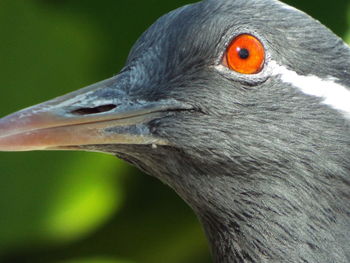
[238,48,249,59]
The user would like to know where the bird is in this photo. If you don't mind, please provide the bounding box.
[0,0,350,262]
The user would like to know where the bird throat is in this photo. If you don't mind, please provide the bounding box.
[96,143,350,263]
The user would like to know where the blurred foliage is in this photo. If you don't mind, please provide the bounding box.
[0,0,349,262]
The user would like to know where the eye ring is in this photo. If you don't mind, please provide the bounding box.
[223,34,265,75]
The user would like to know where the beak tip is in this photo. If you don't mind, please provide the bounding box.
[0,112,28,138]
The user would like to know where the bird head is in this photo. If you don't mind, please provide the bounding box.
[1,0,350,260]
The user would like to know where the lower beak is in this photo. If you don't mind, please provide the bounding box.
[0,76,188,152]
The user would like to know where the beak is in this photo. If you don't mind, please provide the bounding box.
[0,74,190,152]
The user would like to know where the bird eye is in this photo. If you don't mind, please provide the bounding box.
[223,34,265,74]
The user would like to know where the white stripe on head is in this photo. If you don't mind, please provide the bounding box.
[270,60,350,119]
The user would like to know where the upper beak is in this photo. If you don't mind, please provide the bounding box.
[0,74,189,152]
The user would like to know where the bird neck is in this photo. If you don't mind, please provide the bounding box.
[169,164,350,263]
[116,146,350,262]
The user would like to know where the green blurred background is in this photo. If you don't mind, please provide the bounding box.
[0,0,349,262]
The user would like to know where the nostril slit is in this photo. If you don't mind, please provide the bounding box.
[71,104,117,115]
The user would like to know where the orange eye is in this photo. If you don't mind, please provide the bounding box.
[224,34,265,74]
